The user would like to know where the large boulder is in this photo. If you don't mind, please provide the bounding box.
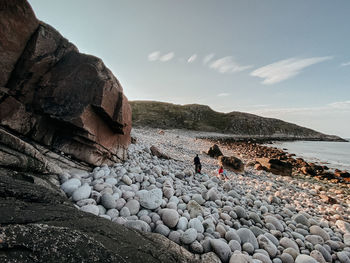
[256,158,292,176]
[0,0,131,166]
[218,155,244,173]
[207,144,223,158]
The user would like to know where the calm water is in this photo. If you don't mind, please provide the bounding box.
[269,139,350,172]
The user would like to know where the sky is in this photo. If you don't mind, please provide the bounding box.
[28,0,350,137]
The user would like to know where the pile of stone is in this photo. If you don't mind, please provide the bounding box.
[60,129,350,263]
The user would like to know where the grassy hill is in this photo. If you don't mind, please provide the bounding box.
[130,101,345,141]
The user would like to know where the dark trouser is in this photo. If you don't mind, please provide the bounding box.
[195,164,201,173]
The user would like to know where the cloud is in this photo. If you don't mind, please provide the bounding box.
[341,61,350,67]
[148,51,160,61]
[203,53,215,65]
[251,56,333,84]
[217,93,230,97]
[187,54,197,63]
[328,100,350,109]
[159,52,175,62]
[209,56,253,74]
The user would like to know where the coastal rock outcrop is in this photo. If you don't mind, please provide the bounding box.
[218,155,244,173]
[0,0,131,166]
[208,144,223,158]
[256,158,292,176]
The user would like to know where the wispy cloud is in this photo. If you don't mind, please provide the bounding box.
[209,56,253,74]
[328,100,350,109]
[148,51,160,61]
[148,51,175,62]
[159,52,175,62]
[341,61,350,67]
[187,54,197,63]
[251,56,333,85]
[217,93,230,97]
[203,53,215,65]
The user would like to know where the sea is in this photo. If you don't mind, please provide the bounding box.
[269,139,350,172]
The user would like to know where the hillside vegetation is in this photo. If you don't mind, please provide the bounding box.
[130,101,345,141]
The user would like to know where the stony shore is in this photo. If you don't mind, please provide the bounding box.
[60,128,350,263]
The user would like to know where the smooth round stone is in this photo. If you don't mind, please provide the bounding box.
[101,193,117,209]
[187,200,203,218]
[76,198,96,207]
[309,226,330,241]
[115,198,126,210]
[257,234,277,257]
[305,235,324,245]
[225,230,241,243]
[137,189,163,210]
[166,202,177,210]
[97,205,106,215]
[100,187,113,195]
[189,218,204,233]
[207,188,218,201]
[192,194,205,205]
[80,204,99,215]
[264,233,279,247]
[229,253,253,263]
[265,215,284,232]
[161,208,179,228]
[122,191,135,200]
[314,244,332,262]
[168,231,181,244]
[234,206,247,219]
[310,250,326,263]
[124,220,151,232]
[210,239,231,263]
[283,247,299,260]
[295,254,318,263]
[229,240,242,252]
[281,252,294,263]
[294,214,310,227]
[72,183,91,202]
[61,178,81,196]
[106,208,119,219]
[344,233,350,246]
[249,212,262,224]
[140,215,152,224]
[177,217,188,231]
[190,240,204,254]
[237,228,259,249]
[273,259,282,263]
[122,174,132,185]
[169,196,179,204]
[119,206,130,217]
[253,253,272,263]
[125,199,140,215]
[105,177,118,186]
[181,228,197,244]
[337,251,350,263]
[216,224,226,237]
[155,224,170,236]
[280,237,300,252]
[242,242,255,254]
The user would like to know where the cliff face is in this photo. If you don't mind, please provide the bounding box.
[0,0,131,166]
[131,101,345,141]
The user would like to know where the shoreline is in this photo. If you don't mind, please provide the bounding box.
[202,138,350,185]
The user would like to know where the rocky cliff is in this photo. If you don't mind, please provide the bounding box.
[131,101,345,142]
[0,1,213,262]
[0,0,131,166]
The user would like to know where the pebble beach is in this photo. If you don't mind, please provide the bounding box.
[59,128,350,263]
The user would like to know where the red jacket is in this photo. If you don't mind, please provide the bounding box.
[218,167,224,174]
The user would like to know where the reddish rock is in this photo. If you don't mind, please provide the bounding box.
[0,0,39,86]
[254,163,263,170]
[256,158,292,176]
[319,194,338,204]
[207,144,223,158]
[150,145,170,159]
[0,1,131,166]
[218,155,244,173]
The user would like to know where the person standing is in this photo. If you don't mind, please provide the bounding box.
[194,154,201,174]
